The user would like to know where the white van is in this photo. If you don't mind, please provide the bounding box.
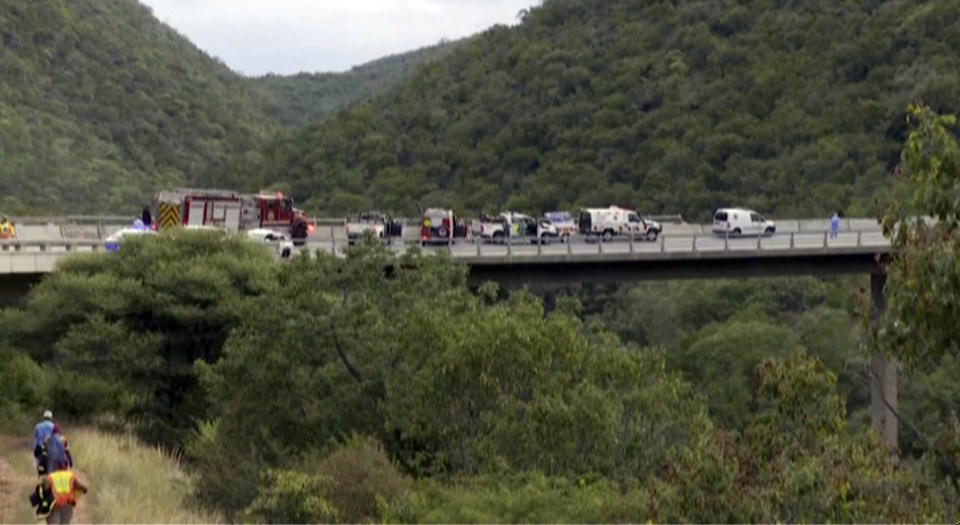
[712,208,776,237]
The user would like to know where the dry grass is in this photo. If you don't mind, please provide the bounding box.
[0,436,40,524]
[68,427,219,524]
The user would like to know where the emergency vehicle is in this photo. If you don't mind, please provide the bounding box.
[154,189,313,245]
[481,212,558,244]
[345,212,402,244]
[578,206,661,241]
[544,211,576,241]
[420,208,468,245]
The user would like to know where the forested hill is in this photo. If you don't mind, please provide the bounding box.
[250,41,460,128]
[257,0,960,219]
[0,0,274,214]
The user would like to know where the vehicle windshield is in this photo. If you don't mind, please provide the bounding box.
[627,213,641,222]
[714,211,728,221]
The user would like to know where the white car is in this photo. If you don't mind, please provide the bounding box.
[247,228,295,258]
[712,208,776,237]
[104,227,156,252]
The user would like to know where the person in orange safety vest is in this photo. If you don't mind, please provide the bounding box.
[42,461,88,525]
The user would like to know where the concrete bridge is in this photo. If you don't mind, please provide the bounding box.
[0,215,897,450]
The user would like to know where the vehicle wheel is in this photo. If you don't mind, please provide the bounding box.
[765,227,775,236]
[281,248,291,259]
[602,229,614,242]
[732,228,742,237]
[291,219,308,241]
[438,226,449,238]
[493,231,504,244]
[646,230,659,242]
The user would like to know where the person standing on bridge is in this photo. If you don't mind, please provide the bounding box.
[141,206,152,229]
[830,211,840,239]
[0,215,14,239]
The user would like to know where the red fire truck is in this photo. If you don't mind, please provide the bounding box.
[154,188,314,245]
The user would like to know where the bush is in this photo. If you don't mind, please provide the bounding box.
[315,436,407,523]
[382,472,651,524]
[244,470,338,524]
[0,350,49,430]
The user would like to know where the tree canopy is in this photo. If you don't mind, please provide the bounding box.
[253,0,960,219]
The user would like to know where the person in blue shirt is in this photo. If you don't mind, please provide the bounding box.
[33,410,55,466]
[830,211,840,239]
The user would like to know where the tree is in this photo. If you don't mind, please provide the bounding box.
[0,230,276,446]
[874,104,960,368]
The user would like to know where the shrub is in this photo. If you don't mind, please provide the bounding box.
[315,436,407,523]
[244,470,338,524]
[0,350,49,430]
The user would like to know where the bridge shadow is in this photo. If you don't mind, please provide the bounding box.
[0,273,44,307]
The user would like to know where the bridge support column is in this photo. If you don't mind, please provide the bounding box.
[869,272,897,451]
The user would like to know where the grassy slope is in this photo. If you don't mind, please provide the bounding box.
[0,428,216,524]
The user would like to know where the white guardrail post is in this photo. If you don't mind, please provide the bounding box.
[629,232,634,254]
[330,225,336,255]
[790,232,794,249]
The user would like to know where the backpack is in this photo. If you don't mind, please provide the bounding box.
[45,433,66,470]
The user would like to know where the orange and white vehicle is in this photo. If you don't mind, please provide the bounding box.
[154,188,314,245]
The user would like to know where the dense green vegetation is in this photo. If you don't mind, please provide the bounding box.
[0,0,452,215]
[249,42,460,129]
[1,230,957,522]
[0,0,276,214]
[6,0,960,222]
[256,0,960,219]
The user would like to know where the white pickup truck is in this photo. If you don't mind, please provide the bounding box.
[480,212,559,244]
[345,212,403,244]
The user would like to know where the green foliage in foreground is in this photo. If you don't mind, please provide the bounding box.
[256,0,960,218]
[871,104,960,479]
[0,230,275,446]
[1,235,957,521]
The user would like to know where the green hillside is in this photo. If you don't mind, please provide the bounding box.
[250,41,460,128]
[0,0,276,215]
[257,0,960,220]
